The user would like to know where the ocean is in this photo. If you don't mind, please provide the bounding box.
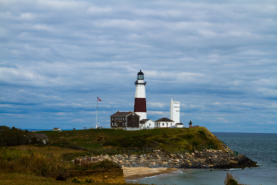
[130,133,277,185]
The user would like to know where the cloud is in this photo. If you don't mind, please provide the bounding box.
[148,111,167,116]
[148,102,167,108]
[19,12,35,20]
[0,0,276,132]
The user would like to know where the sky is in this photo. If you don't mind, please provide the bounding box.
[0,0,276,133]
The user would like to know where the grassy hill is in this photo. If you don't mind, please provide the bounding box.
[41,127,224,154]
[0,145,144,185]
[0,126,251,184]
[0,126,147,185]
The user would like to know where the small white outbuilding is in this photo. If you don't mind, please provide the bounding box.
[139,119,155,129]
[155,117,175,128]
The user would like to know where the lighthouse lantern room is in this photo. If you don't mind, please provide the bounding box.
[134,70,147,120]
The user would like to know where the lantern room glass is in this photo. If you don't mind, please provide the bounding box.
[138,74,144,80]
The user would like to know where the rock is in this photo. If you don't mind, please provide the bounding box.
[229,160,238,165]
[73,148,256,170]
[237,155,257,168]
[225,173,241,185]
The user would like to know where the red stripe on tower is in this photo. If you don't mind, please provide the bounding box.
[134,98,146,112]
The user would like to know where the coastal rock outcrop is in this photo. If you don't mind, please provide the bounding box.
[73,147,257,169]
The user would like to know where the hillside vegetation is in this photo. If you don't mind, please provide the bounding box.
[0,126,224,184]
[42,127,224,154]
[0,126,47,146]
[0,145,141,185]
[0,126,253,184]
[0,126,146,184]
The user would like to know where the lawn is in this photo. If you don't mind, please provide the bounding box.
[41,127,224,154]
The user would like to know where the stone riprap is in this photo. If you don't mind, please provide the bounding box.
[73,147,257,169]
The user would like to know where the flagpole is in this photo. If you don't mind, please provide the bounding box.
[96,98,98,129]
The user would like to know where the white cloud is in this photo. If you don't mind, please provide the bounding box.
[32,24,54,32]
[0,0,276,131]
[148,111,167,116]
[19,12,35,20]
[37,0,85,9]
[148,102,167,108]
[145,70,203,82]
[87,6,112,14]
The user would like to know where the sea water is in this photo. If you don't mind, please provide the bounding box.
[131,133,277,185]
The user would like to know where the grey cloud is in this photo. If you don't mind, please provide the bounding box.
[0,0,276,132]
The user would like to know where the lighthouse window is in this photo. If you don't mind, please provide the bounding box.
[138,74,144,80]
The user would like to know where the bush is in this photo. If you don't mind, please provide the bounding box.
[0,126,48,146]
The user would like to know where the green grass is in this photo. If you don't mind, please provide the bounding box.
[0,172,146,185]
[0,146,83,178]
[0,126,225,185]
[0,145,134,184]
[0,146,122,179]
[41,127,224,154]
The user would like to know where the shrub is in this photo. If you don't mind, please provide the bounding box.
[0,126,48,146]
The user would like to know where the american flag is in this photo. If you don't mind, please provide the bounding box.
[97,97,102,102]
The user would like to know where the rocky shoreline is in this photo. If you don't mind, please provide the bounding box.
[73,146,257,169]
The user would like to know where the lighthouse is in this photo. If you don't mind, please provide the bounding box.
[134,70,147,120]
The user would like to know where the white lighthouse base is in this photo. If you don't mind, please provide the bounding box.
[135,112,147,120]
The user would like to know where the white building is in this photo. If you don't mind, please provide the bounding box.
[139,119,155,129]
[175,123,184,128]
[170,98,180,124]
[155,118,175,128]
[53,128,62,132]
[134,70,147,120]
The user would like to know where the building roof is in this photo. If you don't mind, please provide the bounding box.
[111,111,132,117]
[155,117,174,122]
[175,123,184,125]
[138,69,144,75]
[140,119,150,124]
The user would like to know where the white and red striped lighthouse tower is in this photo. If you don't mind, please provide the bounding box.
[134,70,147,120]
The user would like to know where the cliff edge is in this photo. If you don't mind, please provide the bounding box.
[42,127,257,169]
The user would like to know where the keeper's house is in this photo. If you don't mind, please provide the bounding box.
[110,111,139,129]
[155,117,175,128]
